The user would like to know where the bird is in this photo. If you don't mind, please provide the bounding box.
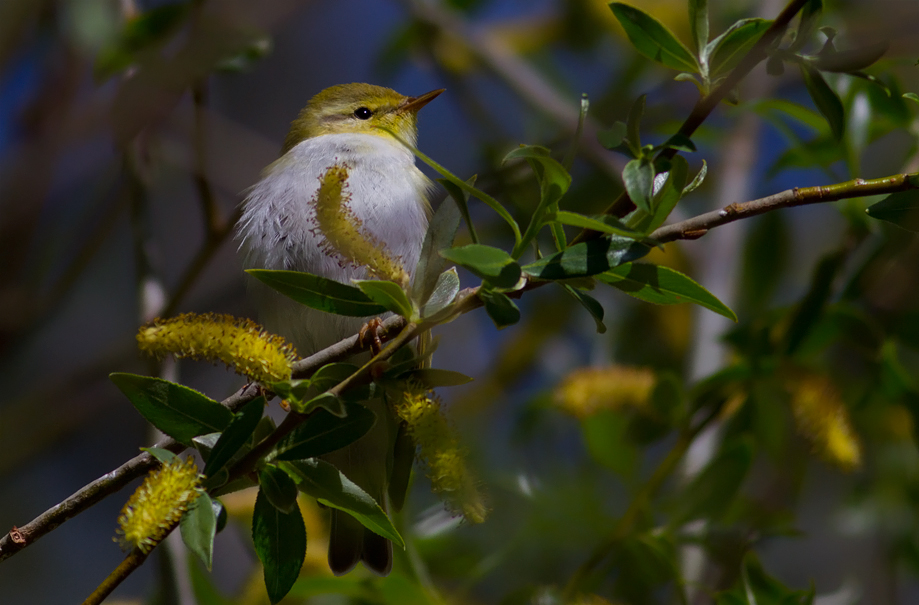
[235,82,442,576]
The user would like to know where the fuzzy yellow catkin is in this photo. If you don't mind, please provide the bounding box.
[790,373,861,471]
[554,365,656,418]
[395,382,487,523]
[116,456,203,553]
[313,164,410,286]
[136,312,297,384]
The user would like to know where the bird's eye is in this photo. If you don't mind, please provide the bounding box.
[353,107,373,120]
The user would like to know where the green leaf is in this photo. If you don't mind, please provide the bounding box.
[707,19,771,76]
[866,188,919,232]
[610,3,699,72]
[683,159,707,194]
[812,41,887,73]
[353,280,414,318]
[597,121,629,154]
[522,236,651,280]
[479,289,521,329]
[204,397,264,478]
[562,284,606,334]
[110,374,233,445]
[404,368,475,387]
[800,63,845,141]
[505,145,573,256]
[598,263,737,321]
[630,155,689,233]
[441,244,522,289]
[421,268,460,318]
[293,392,346,418]
[404,141,521,244]
[623,158,655,214]
[904,92,919,105]
[626,95,646,156]
[689,0,709,57]
[180,493,217,571]
[547,211,645,239]
[275,401,376,461]
[141,447,177,464]
[309,363,360,392]
[247,269,386,317]
[672,437,754,524]
[259,465,300,514]
[281,459,404,547]
[252,488,306,604]
[414,194,463,304]
[659,133,696,153]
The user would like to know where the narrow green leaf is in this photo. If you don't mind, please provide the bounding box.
[110,374,233,445]
[800,63,845,141]
[404,368,475,387]
[247,269,386,317]
[598,263,737,321]
[204,397,264,478]
[610,3,699,72]
[547,211,644,239]
[563,94,590,171]
[181,493,217,571]
[646,155,689,232]
[904,92,919,105]
[626,95,646,155]
[672,437,754,524]
[689,0,709,57]
[414,194,463,304]
[441,244,522,289]
[522,236,651,280]
[866,188,919,232]
[259,465,300,514]
[397,138,521,244]
[421,268,460,318]
[659,133,697,153]
[252,488,306,604]
[707,19,771,76]
[275,401,376,461]
[505,145,573,257]
[353,280,414,318]
[281,459,404,547]
[623,158,655,214]
[562,284,607,334]
[479,289,521,329]
[141,447,177,464]
[683,159,708,194]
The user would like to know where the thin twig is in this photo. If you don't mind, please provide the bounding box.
[650,173,919,244]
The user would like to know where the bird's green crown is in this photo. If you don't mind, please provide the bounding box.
[282,83,442,154]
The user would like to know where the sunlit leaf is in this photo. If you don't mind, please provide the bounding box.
[110,374,233,445]
[441,244,522,289]
[610,3,699,72]
[353,280,414,318]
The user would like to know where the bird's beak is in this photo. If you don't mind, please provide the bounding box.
[401,88,445,112]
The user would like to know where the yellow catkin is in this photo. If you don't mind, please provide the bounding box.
[116,456,203,553]
[137,312,297,383]
[554,366,656,419]
[313,164,410,286]
[394,383,487,523]
[790,373,862,471]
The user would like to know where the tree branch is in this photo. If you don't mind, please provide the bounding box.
[650,173,919,244]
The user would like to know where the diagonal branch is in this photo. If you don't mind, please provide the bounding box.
[650,173,919,244]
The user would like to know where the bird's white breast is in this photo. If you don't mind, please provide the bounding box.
[237,133,432,354]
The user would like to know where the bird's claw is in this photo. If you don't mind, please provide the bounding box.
[359,317,385,355]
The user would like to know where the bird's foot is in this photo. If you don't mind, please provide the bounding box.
[359,317,385,355]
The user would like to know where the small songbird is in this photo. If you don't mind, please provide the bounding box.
[236,83,443,575]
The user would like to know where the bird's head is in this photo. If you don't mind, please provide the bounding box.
[282,83,444,153]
